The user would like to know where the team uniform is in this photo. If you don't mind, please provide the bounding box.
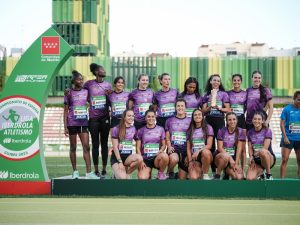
[154,88,178,128]
[246,87,272,130]
[187,124,214,160]
[110,125,137,165]
[280,104,300,149]
[203,90,230,153]
[129,88,154,130]
[216,127,246,163]
[64,89,89,134]
[227,90,247,129]
[179,93,202,118]
[248,127,276,168]
[84,79,112,168]
[108,91,130,128]
[136,125,166,168]
[165,116,191,172]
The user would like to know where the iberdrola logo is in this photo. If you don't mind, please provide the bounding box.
[0,171,9,179]
[0,96,41,160]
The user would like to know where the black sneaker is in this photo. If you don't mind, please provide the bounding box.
[168,172,175,179]
[266,173,273,180]
[100,170,106,179]
[222,173,230,180]
[174,172,179,179]
[213,174,221,180]
[95,171,100,177]
[257,173,265,180]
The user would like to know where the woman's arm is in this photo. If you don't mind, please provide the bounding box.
[280,119,290,144]
[217,140,225,153]
[136,140,142,155]
[235,141,243,166]
[202,103,211,114]
[159,139,166,153]
[204,136,213,150]
[63,105,69,137]
[165,131,174,153]
[187,141,192,162]
[112,138,122,161]
[262,138,271,152]
[248,141,254,165]
[219,102,231,113]
[265,99,274,125]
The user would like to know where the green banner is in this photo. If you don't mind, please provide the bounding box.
[0,27,73,181]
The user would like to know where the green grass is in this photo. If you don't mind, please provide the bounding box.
[1,198,300,225]
[45,156,299,179]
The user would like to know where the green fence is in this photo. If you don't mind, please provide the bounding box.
[1,56,300,97]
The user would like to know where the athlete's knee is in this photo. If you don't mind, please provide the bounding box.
[202,149,212,159]
[281,157,289,165]
[82,144,90,152]
[258,150,269,159]
[159,152,169,161]
[169,156,179,165]
[70,144,76,152]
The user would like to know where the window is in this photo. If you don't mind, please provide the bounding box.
[227,51,237,56]
[53,24,80,45]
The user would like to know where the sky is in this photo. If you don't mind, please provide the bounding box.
[0,0,300,56]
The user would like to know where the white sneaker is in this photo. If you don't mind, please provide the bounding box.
[86,171,100,179]
[203,174,211,180]
[72,170,79,179]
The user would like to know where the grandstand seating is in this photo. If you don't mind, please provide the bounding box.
[42,107,284,146]
[269,108,282,146]
[43,107,69,145]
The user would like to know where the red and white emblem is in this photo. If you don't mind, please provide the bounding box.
[41,36,60,55]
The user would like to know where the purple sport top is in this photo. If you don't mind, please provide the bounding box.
[108,91,130,119]
[129,88,154,122]
[136,125,166,158]
[227,90,247,117]
[180,93,202,117]
[112,125,137,155]
[64,89,89,127]
[83,79,112,118]
[154,88,178,118]
[217,127,246,155]
[247,127,273,153]
[187,124,214,153]
[165,116,191,152]
[246,87,272,124]
[203,90,229,117]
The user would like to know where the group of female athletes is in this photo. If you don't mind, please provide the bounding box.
[64,62,277,180]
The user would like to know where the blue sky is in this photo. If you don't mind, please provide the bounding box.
[0,0,300,56]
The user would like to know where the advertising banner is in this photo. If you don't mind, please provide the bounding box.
[0,27,73,182]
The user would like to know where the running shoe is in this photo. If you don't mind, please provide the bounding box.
[213,174,221,180]
[257,173,265,180]
[266,174,273,180]
[100,170,107,179]
[203,174,211,180]
[222,173,230,180]
[157,171,167,180]
[72,170,79,179]
[86,171,100,179]
[168,172,175,179]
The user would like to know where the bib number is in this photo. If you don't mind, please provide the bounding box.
[119,140,133,154]
[91,96,106,109]
[73,106,88,120]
